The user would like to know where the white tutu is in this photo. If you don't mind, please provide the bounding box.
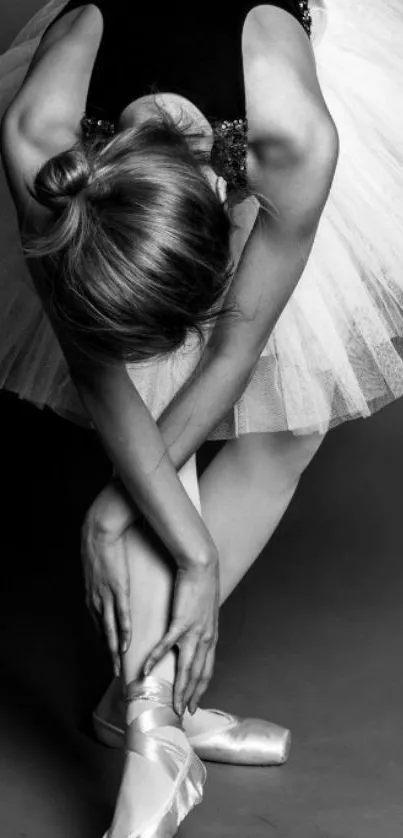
[1,0,403,436]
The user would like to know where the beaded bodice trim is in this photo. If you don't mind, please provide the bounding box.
[298,0,312,37]
[81,1,312,193]
[210,118,248,192]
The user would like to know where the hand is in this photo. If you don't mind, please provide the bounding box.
[144,556,220,716]
[81,509,132,676]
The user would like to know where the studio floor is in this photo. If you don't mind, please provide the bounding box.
[2,390,403,838]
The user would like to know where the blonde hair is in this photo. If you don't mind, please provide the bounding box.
[26,117,232,363]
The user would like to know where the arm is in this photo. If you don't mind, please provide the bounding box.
[92,8,339,532]
[2,2,222,706]
[76,359,217,569]
[1,4,103,208]
[157,5,339,464]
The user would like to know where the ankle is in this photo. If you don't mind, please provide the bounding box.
[149,652,176,684]
[124,656,177,727]
[123,650,176,697]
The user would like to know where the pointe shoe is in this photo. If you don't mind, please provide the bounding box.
[183,708,291,766]
[93,679,291,767]
[104,677,206,838]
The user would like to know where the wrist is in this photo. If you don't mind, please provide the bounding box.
[177,543,219,572]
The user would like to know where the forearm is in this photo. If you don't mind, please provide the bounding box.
[156,343,253,469]
[156,222,317,469]
[77,367,217,566]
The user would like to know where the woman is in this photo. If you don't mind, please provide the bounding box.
[1,1,402,836]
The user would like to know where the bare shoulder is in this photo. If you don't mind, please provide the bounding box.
[242,4,311,59]
[242,4,315,98]
[1,4,103,219]
[241,5,330,142]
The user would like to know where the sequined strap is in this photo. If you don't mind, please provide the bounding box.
[211,117,249,194]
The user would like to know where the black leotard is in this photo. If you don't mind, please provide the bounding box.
[58,0,310,123]
[55,0,311,188]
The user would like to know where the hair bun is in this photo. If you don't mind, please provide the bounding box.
[34,146,91,211]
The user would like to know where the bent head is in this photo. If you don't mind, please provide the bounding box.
[27,117,232,363]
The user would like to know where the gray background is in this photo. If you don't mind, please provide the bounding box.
[3,4,403,838]
[1,0,51,53]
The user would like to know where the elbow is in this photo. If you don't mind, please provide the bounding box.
[297,109,339,232]
[303,107,339,193]
[283,100,339,176]
[251,92,339,180]
[1,104,38,147]
[0,106,16,163]
[249,104,339,235]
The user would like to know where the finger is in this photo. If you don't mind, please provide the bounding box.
[174,636,200,716]
[102,596,120,677]
[86,588,101,612]
[87,593,103,634]
[143,621,184,677]
[116,586,132,655]
[188,642,216,715]
[182,637,210,713]
[89,607,102,634]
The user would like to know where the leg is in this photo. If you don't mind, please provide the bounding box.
[200,430,324,603]
[95,431,324,769]
[121,456,201,687]
[120,430,322,682]
[107,457,206,838]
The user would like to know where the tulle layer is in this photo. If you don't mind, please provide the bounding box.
[1,0,403,436]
